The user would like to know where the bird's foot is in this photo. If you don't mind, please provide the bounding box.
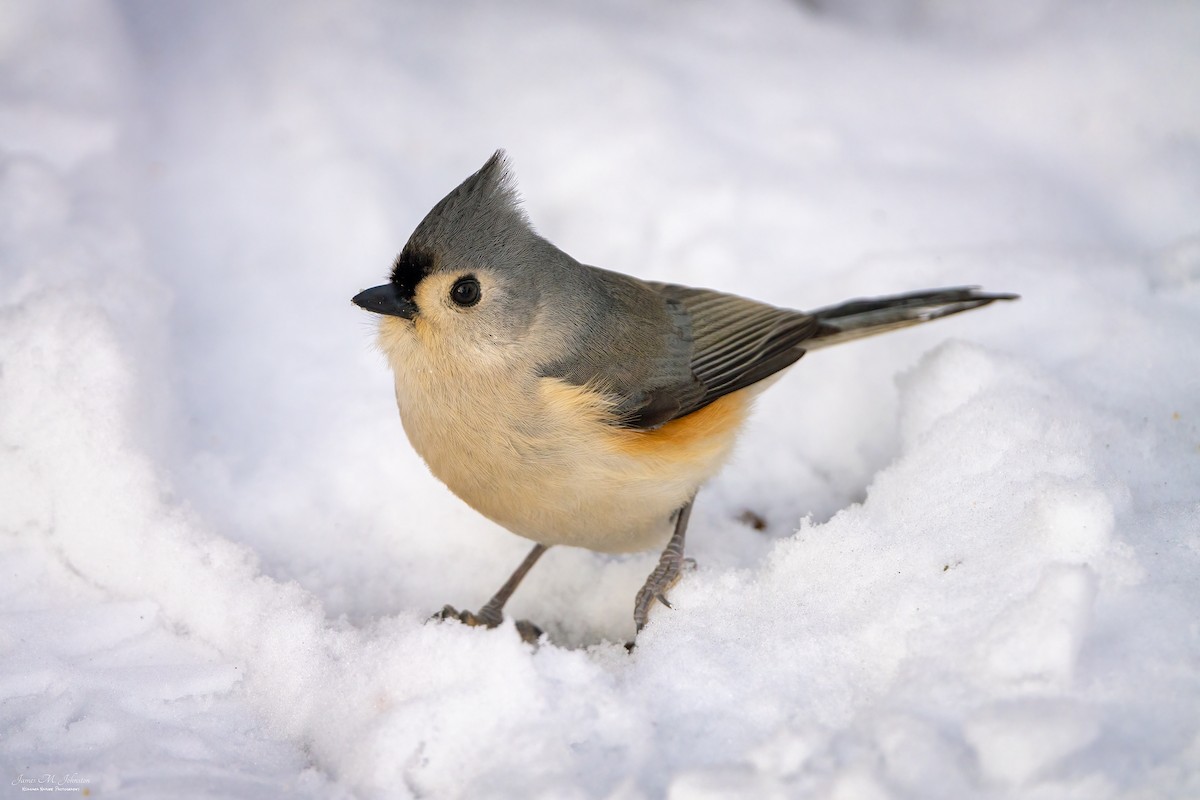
[627,566,687,652]
[431,604,495,627]
[430,605,543,645]
[627,499,697,650]
[632,558,689,634]
[626,571,684,652]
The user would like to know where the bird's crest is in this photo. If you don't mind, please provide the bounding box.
[391,150,533,297]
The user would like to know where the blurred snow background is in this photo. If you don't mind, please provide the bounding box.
[2,0,1199,797]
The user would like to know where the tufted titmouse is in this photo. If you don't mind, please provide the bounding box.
[353,151,1015,641]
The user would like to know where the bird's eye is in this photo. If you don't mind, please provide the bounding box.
[450,276,481,307]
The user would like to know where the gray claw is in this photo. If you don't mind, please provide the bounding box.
[513,619,544,645]
[431,605,487,627]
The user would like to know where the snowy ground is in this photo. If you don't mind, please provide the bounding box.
[3,1,1199,797]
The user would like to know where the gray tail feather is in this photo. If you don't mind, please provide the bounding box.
[803,286,1018,350]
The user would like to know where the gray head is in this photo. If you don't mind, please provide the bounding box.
[353,151,569,363]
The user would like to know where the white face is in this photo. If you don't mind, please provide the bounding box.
[378,268,534,373]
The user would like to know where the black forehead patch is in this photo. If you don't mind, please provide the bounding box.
[390,246,434,300]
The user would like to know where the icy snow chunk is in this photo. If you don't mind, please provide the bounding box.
[976,563,1096,689]
[964,699,1100,787]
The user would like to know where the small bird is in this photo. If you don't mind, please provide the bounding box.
[354,151,1015,642]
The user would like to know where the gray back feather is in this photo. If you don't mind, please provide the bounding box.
[541,273,818,428]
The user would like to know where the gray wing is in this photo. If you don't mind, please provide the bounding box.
[539,266,817,430]
[646,281,819,422]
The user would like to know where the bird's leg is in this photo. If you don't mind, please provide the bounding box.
[633,497,695,634]
[475,543,548,626]
[434,543,548,643]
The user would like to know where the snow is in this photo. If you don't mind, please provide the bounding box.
[2,0,1199,797]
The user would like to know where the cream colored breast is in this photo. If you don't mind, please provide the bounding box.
[379,318,752,553]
